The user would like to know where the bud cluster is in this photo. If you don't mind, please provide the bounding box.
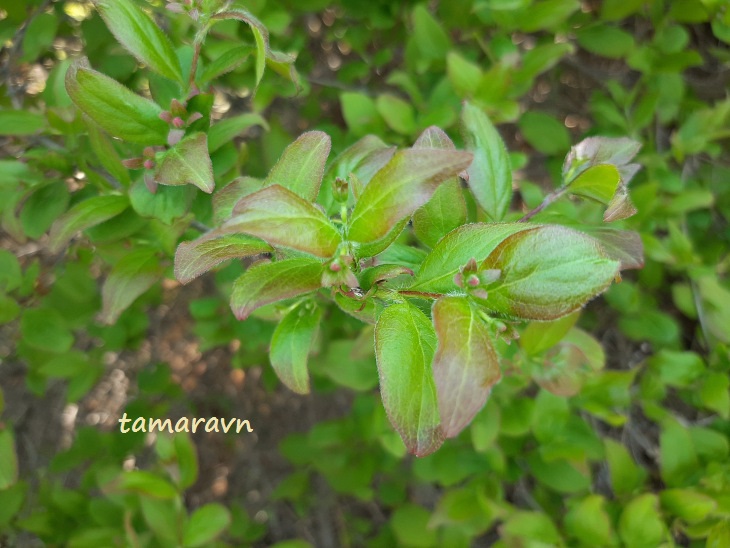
[159,99,203,146]
[453,258,501,302]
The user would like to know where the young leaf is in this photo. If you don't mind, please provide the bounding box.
[348,148,473,243]
[563,136,641,183]
[66,60,168,145]
[412,126,467,248]
[94,0,183,84]
[212,177,265,223]
[432,297,501,438]
[270,304,322,394]
[208,113,268,153]
[154,133,214,194]
[101,247,163,324]
[480,226,620,320]
[352,218,409,260]
[411,223,534,294]
[375,301,443,457]
[230,258,323,320]
[183,503,231,548]
[199,45,252,85]
[86,119,131,185]
[174,232,273,284]
[604,188,638,222]
[48,195,129,253]
[225,185,342,258]
[461,102,512,221]
[265,131,332,202]
[0,110,46,136]
[568,164,621,204]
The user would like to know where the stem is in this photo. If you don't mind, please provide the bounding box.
[518,187,567,222]
[398,290,445,300]
[188,39,202,93]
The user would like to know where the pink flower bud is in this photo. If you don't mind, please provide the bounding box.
[159,111,173,123]
[329,262,341,272]
[172,117,185,128]
[467,275,480,287]
[143,159,155,170]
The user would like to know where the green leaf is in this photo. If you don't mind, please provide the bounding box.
[101,247,163,324]
[568,164,621,204]
[230,258,323,321]
[521,311,579,355]
[66,60,168,145]
[251,24,267,87]
[565,495,613,546]
[502,511,561,545]
[113,470,178,499]
[0,482,26,529]
[412,4,451,61]
[20,182,70,239]
[20,307,74,353]
[518,111,571,155]
[140,497,180,546]
[174,434,198,490]
[20,13,58,62]
[410,223,533,294]
[446,52,483,97]
[86,119,131,185]
[270,304,322,394]
[183,503,231,547]
[130,180,194,225]
[700,372,730,419]
[0,429,18,489]
[376,94,416,135]
[577,24,636,59]
[432,297,500,438]
[265,131,332,202]
[49,195,129,253]
[154,133,215,194]
[340,92,386,137]
[225,185,342,258]
[618,494,666,548]
[480,225,620,320]
[563,136,641,184]
[199,45,251,85]
[352,218,409,260]
[461,102,512,221]
[391,504,438,547]
[604,439,645,495]
[375,301,443,457]
[412,126,467,248]
[94,0,183,83]
[208,113,268,153]
[174,232,273,285]
[0,250,22,293]
[348,148,473,243]
[660,489,716,524]
[660,418,698,486]
[0,110,46,136]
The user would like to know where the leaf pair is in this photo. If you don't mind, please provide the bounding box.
[376,298,501,457]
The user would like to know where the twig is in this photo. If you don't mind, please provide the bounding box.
[518,187,567,222]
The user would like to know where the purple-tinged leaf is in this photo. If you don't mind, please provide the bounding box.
[412,127,467,248]
[480,226,620,320]
[66,60,168,145]
[604,188,638,222]
[270,304,321,394]
[410,223,535,294]
[461,102,512,221]
[320,135,396,212]
[225,185,342,258]
[348,148,473,244]
[563,136,641,183]
[580,228,644,270]
[49,195,128,253]
[212,177,264,224]
[94,0,183,83]
[432,297,501,438]
[230,258,323,320]
[174,232,273,284]
[154,133,214,194]
[264,131,332,202]
[101,247,163,324]
[375,302,444,457]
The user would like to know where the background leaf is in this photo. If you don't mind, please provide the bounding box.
[49,195,128,253]
[101,247,163,324]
